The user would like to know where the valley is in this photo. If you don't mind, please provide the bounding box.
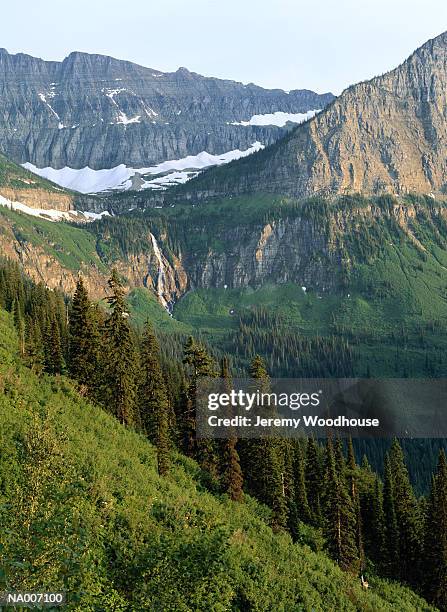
[2,25,447,610]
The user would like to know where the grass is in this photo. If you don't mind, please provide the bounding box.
[0,152,66,192]
[0,308,437,610]
[0,207,106,272]
[127,286,191,333]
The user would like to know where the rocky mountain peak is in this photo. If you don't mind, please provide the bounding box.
[175,30,447,201]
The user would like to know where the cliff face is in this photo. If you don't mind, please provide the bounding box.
[0,49,333,170]
[1,194,445,309]
[174,31,447,201]
[170,197,447,294]
[183,217,340,292]
[0,212,187,308]
[0,187,73,211]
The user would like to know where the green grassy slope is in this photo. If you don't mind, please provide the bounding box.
[0,152,66,192]
[0,206,106,272]
[0,309,435,611]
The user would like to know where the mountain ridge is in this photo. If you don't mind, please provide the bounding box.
[169,30,447,202]
[0,48,333,173]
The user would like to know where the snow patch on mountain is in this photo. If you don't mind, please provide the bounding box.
[231,109,320,127]
[116,113,141,125]
[38,92,64,126]
[22,164,133,194]
[0,194,110,223]
[23,142,264,194]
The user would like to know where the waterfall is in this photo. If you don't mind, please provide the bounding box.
[150,232,171,314]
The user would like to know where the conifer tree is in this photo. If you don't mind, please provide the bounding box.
[361,454,372,471]
[334,438,346,475]
[424,450,447,609]
[12,298,25,356]
[323,438,358,572]
[103,270,136,426]
[219,357,243,501]
[292,441,311,524]
[370,476,386,567]
[346,438,365,569]
[178,378,195,456]
[383,454,399,577]
[388,439,422,586]
[68,278,101,396]
[305,437,323,525]
[24,316,44,373]
[139,323,170,476]
[239,355,288,530]
[182,336,219,481]
[44,313,64,375]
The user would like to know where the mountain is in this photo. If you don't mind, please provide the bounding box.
[172,31,447,201]
[5,189,447,388]
[0,151,76,211]
[0,48,333,192]
[0,308,437,610]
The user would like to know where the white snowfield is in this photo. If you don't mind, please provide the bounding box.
[231,109,320,127]
[0,194,110,223]
[22,164,134,194]
[22,141,264,194]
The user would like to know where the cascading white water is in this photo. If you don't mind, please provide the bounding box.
[150,232,171,313]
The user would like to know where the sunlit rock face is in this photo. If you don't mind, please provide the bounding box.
[175,32,447,201]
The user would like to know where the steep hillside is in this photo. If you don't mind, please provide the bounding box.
[5,192,447,384]
[171,31,447,201]
[0,48,333,179]
[0,152,75,211]
[0,309,436,610]
[0,204,187,304]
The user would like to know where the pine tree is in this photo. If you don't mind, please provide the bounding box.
[388,439,422,586]
[103,270,136,426]
[178,378,195,456]
[219,357,243,501]
[182,336,219,482]
[424,450,447,609]
[383,454,399,577]
[334,438,346,475]
[239,355,288,530]
[361,454,372,471]
[24,316,44,373]
[292,441,311,524]
[346,438,365,570]
[12,298,25,356]
[68,278,101,396]
[370,476,386,567]
[44,313,64,375]
[305,437,323,526]
[323,438,358,572]
[139,323,170,476]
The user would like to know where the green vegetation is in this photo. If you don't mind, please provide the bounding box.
[0,206,105,272]
[127,287,190,332]
[0,152,65,192]
[3,194,447,490]
[0,308,438,610]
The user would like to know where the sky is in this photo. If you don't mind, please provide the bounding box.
[3,0,447,94]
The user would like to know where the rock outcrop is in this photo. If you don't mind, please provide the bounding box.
[0,211,187,308]
[0,187,73,211]
[174,31,447,201]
